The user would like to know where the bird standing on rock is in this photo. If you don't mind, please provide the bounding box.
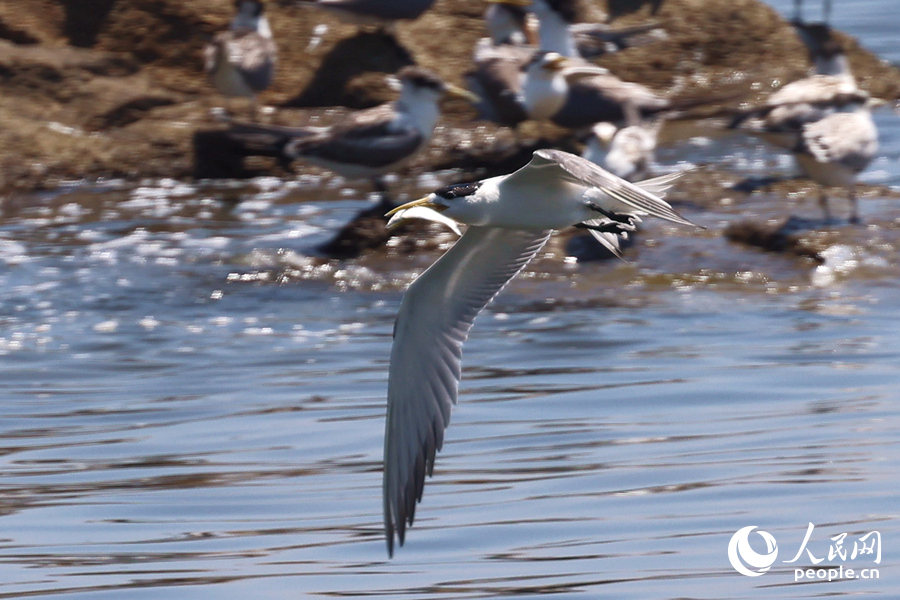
[729,22,880,223]
[523,0,670,129]
[284,67,478,203]
[204,0,277,120]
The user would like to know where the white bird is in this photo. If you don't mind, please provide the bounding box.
[484,0,533,46]
[381,149,696,555]
[523,0,670,128]
[204,0,276,117]
[467,0,663,127]
[793,102,880,223]
[729,22,879,222]
[284,67,477,199]
[465,0,537,126]
[525,0,663,59]
[519,51,606,121]
[582,116,662,182]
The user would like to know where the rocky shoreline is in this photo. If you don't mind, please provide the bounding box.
[1,0,899,196]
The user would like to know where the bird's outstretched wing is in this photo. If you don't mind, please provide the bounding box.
[383,226,551,556]
[529,149,695,226]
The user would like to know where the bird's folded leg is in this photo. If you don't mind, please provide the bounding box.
[584,202,636,224]
[575,220,635,234]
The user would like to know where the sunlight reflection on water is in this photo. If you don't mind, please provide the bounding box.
[2,0,900,595]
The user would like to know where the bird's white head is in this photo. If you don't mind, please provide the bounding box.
[485,0,532,45]
[591,122,619,146]
[395,67,478,135]
[520,51,571,120]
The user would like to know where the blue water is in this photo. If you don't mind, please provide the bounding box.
[1,0,899,597]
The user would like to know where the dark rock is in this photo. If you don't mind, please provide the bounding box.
[724,215,824,261]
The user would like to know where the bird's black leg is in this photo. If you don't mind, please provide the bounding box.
[576,221,631,234]
[818,189,834,225]
[584,202,634,224]
[848,186,861,225]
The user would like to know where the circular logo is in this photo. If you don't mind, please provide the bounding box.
[728,526,778,577]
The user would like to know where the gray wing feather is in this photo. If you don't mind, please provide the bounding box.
[206,31,276,92]
[531,149,695,226]
[800,110,878,171]
[288,106,425,169]
[383,226,551,556]
[466,41,530,125]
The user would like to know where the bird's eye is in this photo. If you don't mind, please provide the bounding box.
[435,181,482,200]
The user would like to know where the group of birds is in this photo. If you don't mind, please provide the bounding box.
[203,0,880,225]
[202,0,886,557]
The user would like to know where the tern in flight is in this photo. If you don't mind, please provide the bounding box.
[381,149,697,555]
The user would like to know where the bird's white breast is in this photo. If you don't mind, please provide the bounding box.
[449,173,593,230]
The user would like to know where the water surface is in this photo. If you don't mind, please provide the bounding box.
[1,1,899,597]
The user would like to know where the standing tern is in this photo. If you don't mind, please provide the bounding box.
[583,119,661,182]
[284,67,477,200]
[729,22,879,222]
[524,0,670,128]
[465,0,537,126]
[381,149,697,555]
[204,0,277,117]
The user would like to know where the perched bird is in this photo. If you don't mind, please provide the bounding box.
[729,22,878,222]
[465,0,537,126]
[569,19,664,60]
[792,102,880,223]
[381,149,697,555]
[524,0,670,128]
[284,67,478,200]
[519,51,610,121]
[528,0,663,60]
[204,0,276,118]
[518,46,667,128]
[296,0,436,28]
[582,111,662,182]
[467,0,663,127]
[484,0,534,46]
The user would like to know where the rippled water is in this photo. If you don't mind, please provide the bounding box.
[2,1,900,598]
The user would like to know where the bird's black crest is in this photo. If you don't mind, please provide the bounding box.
[435,181,482,200]
[791,21,843,60]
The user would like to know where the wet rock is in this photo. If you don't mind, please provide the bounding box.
[724,215,825,260]
[0,0,898,195]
